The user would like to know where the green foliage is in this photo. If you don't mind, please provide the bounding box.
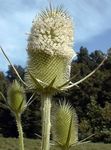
[67,47,111,142]
[0,47,111,143]
[101,102,111,122]
[0,71,8,97]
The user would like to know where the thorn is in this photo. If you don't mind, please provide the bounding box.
[35,133,42,139]
[26,92,36,107]
[62,56,107,90]
[0,46,28,87]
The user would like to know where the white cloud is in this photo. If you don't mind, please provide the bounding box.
[69,0,111,42]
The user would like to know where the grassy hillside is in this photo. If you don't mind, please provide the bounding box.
[0,137,111,150]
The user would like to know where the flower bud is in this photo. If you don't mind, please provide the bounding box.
[7,80,26,114]
[26,7,76,90]
[51,102,78,148]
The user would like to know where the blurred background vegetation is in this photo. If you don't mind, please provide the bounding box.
[0,46,111,143]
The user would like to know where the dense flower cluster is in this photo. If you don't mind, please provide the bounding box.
[28,8,76,60]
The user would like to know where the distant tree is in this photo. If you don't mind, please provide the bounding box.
[104,48,111,69]
[77,46,89,64]
[0,107,18,137]
[69,47,111,142]
[0,47,111,142]
[98,75,111,106]
[87,98,103,133]
[90,50,105,64]
[101,102,111,122]
[22,94,41,139]
[6,65,25,82]
[0,71,8,95]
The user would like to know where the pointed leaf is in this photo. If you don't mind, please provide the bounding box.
[18,98,24,113]
[65,115,73,149]
[28,71,44,91]
[63,56,107,90]
[45,76,57,93]
[26,92,35,106]
[48,76,57,88]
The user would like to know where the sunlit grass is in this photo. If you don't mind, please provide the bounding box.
[0,137,111,150]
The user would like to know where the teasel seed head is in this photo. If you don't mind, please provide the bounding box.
[51,102,78,149]
[26,6,76,92]
[7,80,26,114]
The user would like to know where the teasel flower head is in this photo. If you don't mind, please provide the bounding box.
[7,80,26,114]
[26,6,76,92]
[51,102,78,149]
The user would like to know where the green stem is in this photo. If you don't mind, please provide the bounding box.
[41,94,52,150]
[16,113,24,150]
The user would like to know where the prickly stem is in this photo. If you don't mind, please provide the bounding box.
[41,94,52,150]
[16,113,24,150]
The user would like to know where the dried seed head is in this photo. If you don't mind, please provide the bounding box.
[26,6,76,90]
[7,80,26,114]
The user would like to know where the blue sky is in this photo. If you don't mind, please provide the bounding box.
[0,0,111,72]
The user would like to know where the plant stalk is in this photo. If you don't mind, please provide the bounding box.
[16,113,24,150]
[41,93,52,150]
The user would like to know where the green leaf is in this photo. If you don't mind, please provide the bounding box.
[28,71,44,91]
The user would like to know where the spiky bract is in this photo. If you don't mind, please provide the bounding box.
[51,102,78,148]
[7,80,26,114]
[26,6,76,91]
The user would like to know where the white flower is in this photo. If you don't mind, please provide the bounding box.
[27,7,76,60]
